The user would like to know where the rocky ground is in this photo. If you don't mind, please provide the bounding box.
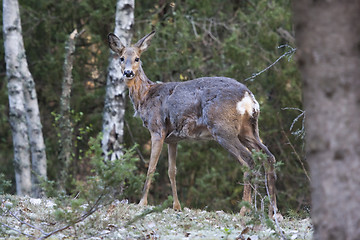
[0,195,312,239]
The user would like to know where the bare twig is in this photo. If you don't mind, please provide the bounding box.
[184,16,222,45]
[248,181,266,220]
[282,107,305,139]
[245,45,296,81]
[277,27,295,45]
[1,192,108,240]
[124,119,146,164]
[264,175,288,240]
[38,193,105,240]
[9,210,47,235]
[0,220,35,238]
[188,16,199,37]
[185,15,234,31]
[280,129,311,182]
[38,207,99,240]
[278,110,310,182]
[75,29,86,38]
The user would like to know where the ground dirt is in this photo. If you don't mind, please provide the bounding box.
[0,195,312,239]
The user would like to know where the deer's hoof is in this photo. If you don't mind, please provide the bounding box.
[139,199,148,206]
[272,212,284,222]
[173,202,182,211]
[239,206,250,216]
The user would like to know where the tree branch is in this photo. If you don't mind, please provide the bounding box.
[9,210,47,235]
[245,45,296,81]
[0,219,35,238]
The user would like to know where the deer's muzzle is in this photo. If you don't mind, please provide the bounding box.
[123,70,135,78]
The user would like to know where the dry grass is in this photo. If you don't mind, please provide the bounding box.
[0,195,312,240]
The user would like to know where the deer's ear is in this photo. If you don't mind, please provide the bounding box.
[134,31,155,53]
[108,33,125,54]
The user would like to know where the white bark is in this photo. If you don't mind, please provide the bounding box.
[23,44,47,198]
[3,0,32,196]
[3,0,47,197]
[102,0,134,161]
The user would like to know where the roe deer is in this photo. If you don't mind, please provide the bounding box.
[108,31,278,216]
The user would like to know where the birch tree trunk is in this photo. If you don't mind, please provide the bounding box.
[3,0,47,197]
[22,42,47,198]
[293,1,360,239]
[3,0,32,196]
[102,0,134,161]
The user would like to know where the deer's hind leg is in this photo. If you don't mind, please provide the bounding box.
[210,130,255,215]
[239,123,278,217]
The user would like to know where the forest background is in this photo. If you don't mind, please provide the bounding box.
[0,0,308,215]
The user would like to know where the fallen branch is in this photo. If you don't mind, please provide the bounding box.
[9,210,47,235]
[0,220,35,239]
[0,192,107,240]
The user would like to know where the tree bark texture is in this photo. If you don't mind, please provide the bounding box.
[293,1,360,239]
[22,44,47,198]
[59,29,79,190]
[102,0,134,161]
[3,0,47,197]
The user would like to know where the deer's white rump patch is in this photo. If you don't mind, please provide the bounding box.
[236,92,259,116]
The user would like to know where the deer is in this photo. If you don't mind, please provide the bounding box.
[108,31,279,217]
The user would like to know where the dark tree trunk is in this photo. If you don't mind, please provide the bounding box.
[293,1,360,239]
[59,29,81,190]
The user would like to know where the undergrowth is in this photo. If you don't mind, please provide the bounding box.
[0,133,145,239]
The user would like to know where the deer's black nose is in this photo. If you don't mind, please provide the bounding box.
[123,70,134,78]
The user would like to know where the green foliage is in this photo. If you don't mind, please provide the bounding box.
[239,200,277,237]
[86,134,145,199]
[0,0,309,216]
[128,0,308,214]
[126,196,173,227]
[51,110,94,191]
[223,226,232,240]
[46,134,144,227]
[286,207,310,220]
[174,142,243,212]
[0,194,313,239]
[40,178,59,198]
[0,174,12,195]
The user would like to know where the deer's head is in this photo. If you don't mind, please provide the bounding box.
[108,31,155,82]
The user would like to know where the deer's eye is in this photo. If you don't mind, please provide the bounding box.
[120,57,124,62]
[135,57,140,62]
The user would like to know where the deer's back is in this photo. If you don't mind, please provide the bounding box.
[140,77,257,143]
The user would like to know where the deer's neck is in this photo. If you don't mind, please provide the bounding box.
[127,65,154,115]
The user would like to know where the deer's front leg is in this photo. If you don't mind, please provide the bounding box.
[168,143,181,211]
[139,132,164,206]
